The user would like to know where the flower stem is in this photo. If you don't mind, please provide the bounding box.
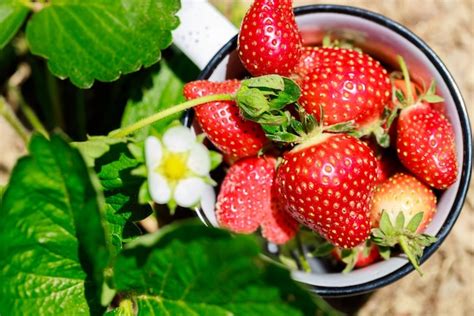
[0,97,30,144]
[397,55,414,106]
[109,94,233,138]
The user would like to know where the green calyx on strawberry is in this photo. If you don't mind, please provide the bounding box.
[370,173,438,274]
[332,241,381,273]
[392,56,458,189]
[238,0,302,76]
[183,79,267,160]
[110,75,307,157]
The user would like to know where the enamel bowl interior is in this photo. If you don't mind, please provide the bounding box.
[194,5,471,296]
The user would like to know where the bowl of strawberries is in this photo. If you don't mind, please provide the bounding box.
[182,3,472,296]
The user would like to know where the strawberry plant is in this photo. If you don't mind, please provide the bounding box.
[0,0,463,314]
[0,1,339,315]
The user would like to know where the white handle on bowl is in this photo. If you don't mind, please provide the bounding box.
[172,0,238,70]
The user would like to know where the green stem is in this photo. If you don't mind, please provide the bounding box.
[399,235,423,276]
[397,55,414,106]
[46,70,64,129]
[0,97,29,144]
[7,84,48,138]
[295,232,311,273]
[109,94,233,138]
[21,102,48,138]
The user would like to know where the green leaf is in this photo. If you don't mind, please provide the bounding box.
[0,185,4,204]
[0,1,29,49]
[237,86,271,118]
[406,212,424,233]
[26,0,180,88]
[209,150,223,171]
[112,221,338,316]
[243,74,285,91]
[94,141,152,255]
[73,135,126,167]
[0,134,111,315]
[121,61,185,140]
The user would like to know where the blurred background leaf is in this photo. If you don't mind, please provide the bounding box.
[26,0,180,88]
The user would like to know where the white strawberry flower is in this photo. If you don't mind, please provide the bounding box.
[145,125,216,211]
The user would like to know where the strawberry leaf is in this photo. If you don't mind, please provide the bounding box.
[237,75,300,123]
[237,86,271,117]
[244,74,285,91]
[0,0,29,49]
[111,221,339,315]
[269,78,301,109]
[0,134,112,315]
[26,0,180,88]
[121,60,188,140]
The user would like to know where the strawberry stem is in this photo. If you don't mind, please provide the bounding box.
[399,235,423,276]
[296,232,312,273]
[397,55,415,106]
[108,94,234,138]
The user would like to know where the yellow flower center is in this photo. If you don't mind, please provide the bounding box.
[161,152,188,180]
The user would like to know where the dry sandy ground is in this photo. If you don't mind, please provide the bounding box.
[1,0,472,315]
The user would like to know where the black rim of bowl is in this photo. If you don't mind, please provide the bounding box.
[187,4,473,297]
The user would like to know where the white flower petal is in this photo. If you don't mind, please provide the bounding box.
[200,184,218,227]
[148,173,171,204]
[187,143,211,176]
[174,177,205,207]
[163,125,196,153]
[145,136,162,169]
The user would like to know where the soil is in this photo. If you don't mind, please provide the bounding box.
[1,0,472,315]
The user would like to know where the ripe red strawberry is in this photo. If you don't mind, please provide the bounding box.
[276,134,378,248]
[183,80,267,160]
[216,156,276,234]
[370,173,436,232]
[292,46,322,84]
[261,184,299,244]
[238,0,302,76]
[299,48,391,130]
[332,242,381,271]
[397,102,457,189]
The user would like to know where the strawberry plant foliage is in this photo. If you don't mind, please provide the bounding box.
[121,60,187,140]
[0,135,337,315]
[24,0,180,88]
[0,134,112,315]
[0,0,29,48]
[110,221,338,316]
